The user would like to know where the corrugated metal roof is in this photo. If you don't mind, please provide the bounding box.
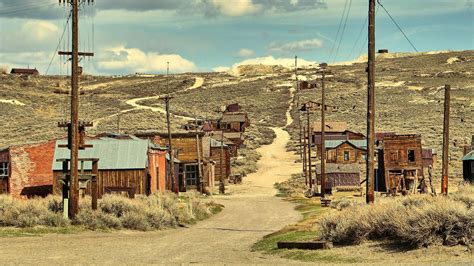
[325,139,366,150]
[210,138,228,148]
[312,122,347,133]
[315,163,360,174]
[463,151,474,161]
[221,113,247,123]
[53,138,150,171]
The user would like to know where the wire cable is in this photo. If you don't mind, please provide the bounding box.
[377,0,418,52]
[333,0,353,63]
[328,0,349,60]
[45,10,72,75]
[348,16,368,60]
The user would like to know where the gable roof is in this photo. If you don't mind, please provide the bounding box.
[312,122,347,133]
[315,163,360,174]
[325,139,367,150]
[463,151,474,161]
[10,68,39,75]
[221,113,248,123]
[53,138,150,171]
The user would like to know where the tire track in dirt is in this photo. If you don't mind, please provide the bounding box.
[92,77,204,130]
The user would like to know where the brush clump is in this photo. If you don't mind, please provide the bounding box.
[318,184,474,248]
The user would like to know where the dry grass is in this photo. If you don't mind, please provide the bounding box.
[318,184,474,248]
[0,192,222,231]
[0,66,8,74]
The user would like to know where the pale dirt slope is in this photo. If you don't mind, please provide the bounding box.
[0,126,304,264]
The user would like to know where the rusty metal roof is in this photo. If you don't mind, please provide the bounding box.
[315,163,360,174]
[312,122,347,133]
[221,113,247,123]
[325,140,367,150]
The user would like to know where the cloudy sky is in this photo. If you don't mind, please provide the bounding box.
[0,0,472,75]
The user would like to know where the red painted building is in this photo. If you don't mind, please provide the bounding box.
[0,140,56,198]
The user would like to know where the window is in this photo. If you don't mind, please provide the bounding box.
[408,150,416,163]
[344,151,350,161]
[362,154,367,161]
[0,163,8,179]
[185,164,198,187]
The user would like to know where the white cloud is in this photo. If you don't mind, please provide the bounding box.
[213,66,230,72]
[268,38,323,53]
[97,46,197,74]
[233,56,315,68]
[237,48,255,58]
[211,0,262,17]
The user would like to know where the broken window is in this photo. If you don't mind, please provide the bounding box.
[185,164,199,187]
[408,150,416,163]
[0,163,7,179]
[344,151,350,161]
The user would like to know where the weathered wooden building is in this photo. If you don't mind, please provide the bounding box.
[210,138,231,182]
[315,163,360,191]
[0,140,56,198]
[312,122,365,157]
[325,140,367,164]
[53,138,177,198]
[10,68,39,75]
[298,80,318,90]
[463,151,474,183]
[135,132,217,191]
[376,134,425,194]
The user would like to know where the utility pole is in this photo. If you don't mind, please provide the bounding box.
[303,125,308,185]
[306,108,313,192]
[296,56,303,159]
[320,63,327,198]
[366,0,376,204]
[441,85,450,195]
[164,96,177,194]
[219,129,225,194]
[195,117,203,193]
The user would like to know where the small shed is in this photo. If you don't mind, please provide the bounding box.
[315,163,360,190]
[463,151,474,183]
[53,138,152,198]
[10,68,39,75]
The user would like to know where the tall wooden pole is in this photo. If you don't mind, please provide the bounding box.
[165,97,177,194]
[296,56,303,159]
[441,85,450,195]
[320,68,326,198]
[307,109,313,192]
[219,129,225,194]
[195,117,203,193]
[69,0,80,218]
[303,125,308,185]
[366,0,376,204]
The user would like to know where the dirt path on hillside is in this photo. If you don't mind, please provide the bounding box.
[0,127,303,264]
[92,77,204,129]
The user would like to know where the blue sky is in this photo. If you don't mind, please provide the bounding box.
[0,0,472,75]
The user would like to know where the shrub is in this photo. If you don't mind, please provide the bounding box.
[318,187,474,248]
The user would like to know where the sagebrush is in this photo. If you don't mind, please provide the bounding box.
[0,192,221,231]
[318,185,474,248]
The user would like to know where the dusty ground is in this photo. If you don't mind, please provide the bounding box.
[0,127,306,264]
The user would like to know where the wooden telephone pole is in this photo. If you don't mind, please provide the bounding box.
[366,0,376,204]
[195,117,203,193]
[306,108,313,192]
[163,95,177,194]
[319,63,327,198]
[441,85,451,195]
[58,0,94,218]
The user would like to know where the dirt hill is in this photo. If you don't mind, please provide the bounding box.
[0,50,472,178]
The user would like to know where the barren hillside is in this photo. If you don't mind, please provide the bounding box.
[0,50,472,177]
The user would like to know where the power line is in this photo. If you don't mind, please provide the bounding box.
[348,16,368,60]
[45,10,72,75]
[377,0,419,52]
[328,0,349,60]
[333,0,353,63]
[0,2,56,16]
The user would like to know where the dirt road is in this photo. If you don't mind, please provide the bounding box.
[0,127,303,264]
[92,77,204,129]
